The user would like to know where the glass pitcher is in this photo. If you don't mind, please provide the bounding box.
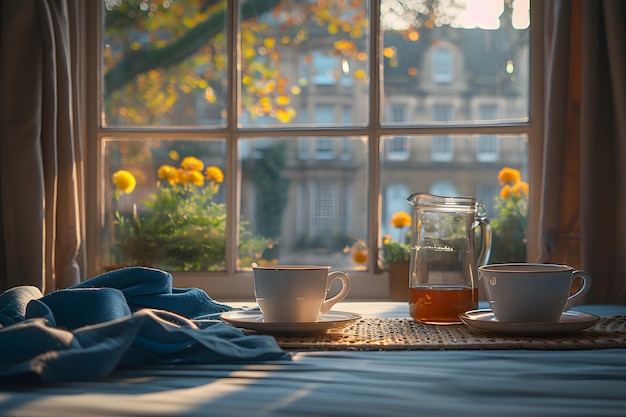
[407,193,492,324]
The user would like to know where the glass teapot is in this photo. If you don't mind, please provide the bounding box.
[407,193,492,324]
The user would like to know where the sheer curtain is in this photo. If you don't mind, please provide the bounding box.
[540,0,626,303]
[0,0,84,293]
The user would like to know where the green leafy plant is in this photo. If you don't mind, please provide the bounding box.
[112,156,274,271]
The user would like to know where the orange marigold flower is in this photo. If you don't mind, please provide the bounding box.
[205,166,224,183]
[177,168,192,184]
[157,164,178,184]
[187,170,205,186]
[497,167,521,185]
[390,211,411,228]
[181,156,204,172]
[500,184,511,199]
[511,180,529,197]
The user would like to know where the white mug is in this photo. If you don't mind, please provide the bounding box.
[479,263,592,323]
[253,265,350,323]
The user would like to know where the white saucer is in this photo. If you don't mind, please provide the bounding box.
[220,310,362,335]
[459,309,601,335]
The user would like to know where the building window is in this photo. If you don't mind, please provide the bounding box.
[312,51,339,85]
[477,104,499,161]
[431,104,454,161]
[432,47,453,83]
[476,135,499,161]
[313,184,348,238]
[386,103,409,160]
[315,139,335,159]
[429,181,459,198]
[91,0,533,295]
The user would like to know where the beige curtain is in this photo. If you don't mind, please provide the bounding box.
[0,0,84,293]
[540,0,626,303]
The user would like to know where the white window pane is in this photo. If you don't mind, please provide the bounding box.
[102,139,230,271]
[381,1,530,124]
[239,0,370,127]
[380,134,529,240]
[102,1,228,127]
[239,137,368,271]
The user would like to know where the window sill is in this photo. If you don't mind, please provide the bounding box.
[172,270,391,302]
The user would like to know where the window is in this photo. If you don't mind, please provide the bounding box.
[431,104,454,161]
[314,105,336,159]
[90,0,534,297]
[311,52,339,86]
[477,134,499,161]
[477,104,500,161]
[386,104,409,160]
[432,47,453,83]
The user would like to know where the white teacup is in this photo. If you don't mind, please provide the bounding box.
[252,265,350,323]
[478,263,592,323]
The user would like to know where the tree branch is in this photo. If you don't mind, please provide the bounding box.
[104,0,281,96]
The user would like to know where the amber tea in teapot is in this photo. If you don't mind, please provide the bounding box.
[407,193,491,324]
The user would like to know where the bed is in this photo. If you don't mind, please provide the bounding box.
[2,294,626,417]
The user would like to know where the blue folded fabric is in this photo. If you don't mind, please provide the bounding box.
[70,267,233,318]
[0,286,44,326]
[0,267,291,383]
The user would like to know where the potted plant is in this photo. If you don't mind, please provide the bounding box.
[382,211,411,300]
[490,167,528,264]
[110,155,275,272]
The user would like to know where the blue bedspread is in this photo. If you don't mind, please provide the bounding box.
[0,267,291,383]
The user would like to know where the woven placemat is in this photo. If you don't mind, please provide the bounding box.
[273,316,626,351]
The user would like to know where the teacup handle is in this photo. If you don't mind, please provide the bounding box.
[564,270,592,311]
[320,271,350,314]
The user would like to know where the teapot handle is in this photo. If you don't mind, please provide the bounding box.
[475,205,492,266]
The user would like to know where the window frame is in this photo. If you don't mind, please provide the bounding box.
[83,1,543,299]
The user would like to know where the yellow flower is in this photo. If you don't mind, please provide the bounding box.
[177,169,204,186]
[350,240,369,265]
[188,170,205,186]
[383,234,391,244]
[390,211,411,228]
[112,170,136,194]
[168,150,180,161]
[497,167,521,185]
[511,180,529,197]
[181,156,204,172]
[157,164,179,184]
[205,166,224,183]
[500,184,510,199]
[177,168,191,184]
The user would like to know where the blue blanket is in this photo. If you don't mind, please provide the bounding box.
[0,267,291,383]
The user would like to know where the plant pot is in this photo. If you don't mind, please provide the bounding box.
[387,262,410,301]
